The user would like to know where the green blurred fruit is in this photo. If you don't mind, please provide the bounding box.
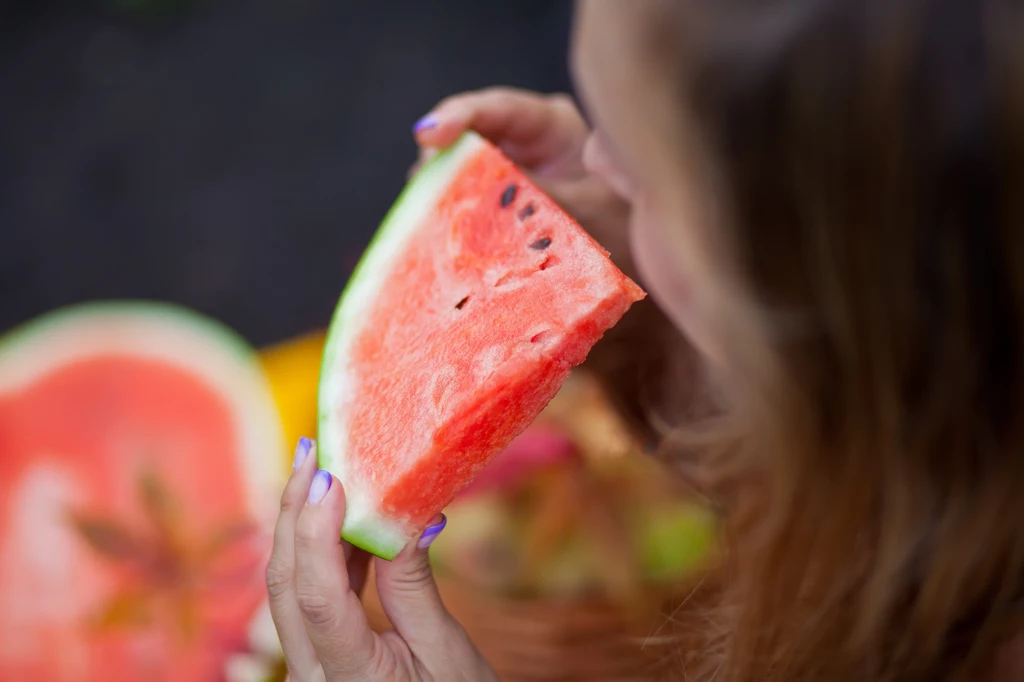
[638,503,717,582]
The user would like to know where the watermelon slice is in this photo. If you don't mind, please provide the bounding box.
[319,131,645,560]
[0,302,284,682]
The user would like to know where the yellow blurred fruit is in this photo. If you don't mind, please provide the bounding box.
[259,330,326,471]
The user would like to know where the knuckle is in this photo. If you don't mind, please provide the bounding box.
[264,557,293,599]
[279,491,297,514]
[547,91,575,109]
[279,481,304,514]
[491,87,528,109]
[391,559,435,594]
[473,85,526,112]
[295,590,335,626]
[293,510,320,547]
[435,90,473,113]
[475,84,512,99]
[547,92,583,120]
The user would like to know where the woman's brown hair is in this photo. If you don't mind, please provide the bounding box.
[590,1,1024,680]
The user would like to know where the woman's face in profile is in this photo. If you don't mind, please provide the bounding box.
[572,0,733,368]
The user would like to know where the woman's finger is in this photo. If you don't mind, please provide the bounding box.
[373,516,491,674]
[266,437,322,680]
[345,543,372,597]
[413,87,590,175]
[293,471,379,680]
[406,147,438,180]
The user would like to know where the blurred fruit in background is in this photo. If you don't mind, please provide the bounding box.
[427,418,716,602]
[361,371,719,681]
[259,330,326,473]
[0,301,716,682]
[255,331,717,605]
[0,302,285,682]
[426,372,717,602]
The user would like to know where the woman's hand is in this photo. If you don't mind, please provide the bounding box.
[411,87,632,265]
[266,437,496,682]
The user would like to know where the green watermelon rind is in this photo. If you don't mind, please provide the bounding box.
[0,299,286,525]
[318,132,487,561]
[0,300,256,365]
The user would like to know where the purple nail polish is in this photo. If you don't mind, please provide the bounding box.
[293,436,313,470]
[413,115,437,133]
[308,470,332,504]
[417,515,447,550]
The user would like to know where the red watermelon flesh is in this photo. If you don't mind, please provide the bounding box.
[0,303,284,682]
[319,131,645,560]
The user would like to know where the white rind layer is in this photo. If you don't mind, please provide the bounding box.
[318,132,488,560]
[0,301,285,527]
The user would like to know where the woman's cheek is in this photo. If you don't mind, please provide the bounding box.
[583,133,635,201]
[629,204,723,365]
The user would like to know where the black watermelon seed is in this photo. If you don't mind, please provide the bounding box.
[500,183,517,207]
[518,203,536,220]
[529,237,552,250]
[455,296,469,310]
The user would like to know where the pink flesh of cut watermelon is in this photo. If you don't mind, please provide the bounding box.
[318,132,645,559]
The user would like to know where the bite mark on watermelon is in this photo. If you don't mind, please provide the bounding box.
[319,132,645,560]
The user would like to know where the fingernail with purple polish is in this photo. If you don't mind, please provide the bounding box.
[293,436,313,470]
[308,470,332,504]
[413,115,437,133]
[417,515,447,550]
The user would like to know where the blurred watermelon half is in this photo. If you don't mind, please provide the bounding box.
[0,302,284,682]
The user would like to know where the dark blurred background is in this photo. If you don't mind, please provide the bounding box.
[0,0,573,346]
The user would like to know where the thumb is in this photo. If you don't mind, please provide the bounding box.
[373,515,453,646]
[374,516,497,679]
